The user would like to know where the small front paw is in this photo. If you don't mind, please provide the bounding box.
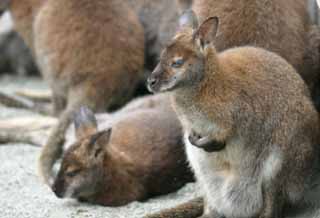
[188,130,226,152]
[188,130,202,145]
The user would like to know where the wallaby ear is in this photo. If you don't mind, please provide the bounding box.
[176,0,193,13]
[317,0,320,9]
[179,9,199,30]
[88,128,112,159]
[74,106,98,139]
[193,17,219,49]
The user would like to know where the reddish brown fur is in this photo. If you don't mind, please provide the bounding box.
[52,94,193,206]
[6,0,145,184]
[192,0,318,90]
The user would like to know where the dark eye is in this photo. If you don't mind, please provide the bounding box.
[171,59,184,68]
[66,169,81,178]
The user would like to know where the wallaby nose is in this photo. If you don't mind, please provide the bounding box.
[51,183,63,198]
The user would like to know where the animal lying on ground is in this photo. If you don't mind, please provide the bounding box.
[52,94,194,206]
[146,10,320,218]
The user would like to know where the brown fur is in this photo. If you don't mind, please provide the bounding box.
[144,197,204,218]
[191,0,319,95]
[52,94,193,206]
[5,0,145,185]
[147,12,320,218]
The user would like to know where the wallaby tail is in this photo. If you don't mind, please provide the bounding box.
[38,107,74,185]
[143,197,204,218]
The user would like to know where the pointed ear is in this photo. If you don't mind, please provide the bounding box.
[317,0,320,9]
[74,106,97,139]
[178,9,199,30]
[193,17,219,49]
[88,128,112,159]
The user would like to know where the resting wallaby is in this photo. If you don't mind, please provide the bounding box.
[0,0,145,185]
[146,11,320,218]
[52,95,193,206]
[177,0,320,105]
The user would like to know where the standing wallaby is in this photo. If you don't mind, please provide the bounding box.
[0,0,145,185]
[146,11,320,218]
[51,94,193,206]
[177,0,320,107]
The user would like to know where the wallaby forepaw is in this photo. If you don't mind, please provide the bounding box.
[188,130,226,152]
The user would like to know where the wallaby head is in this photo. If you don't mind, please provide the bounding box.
[52,107,112,200]
[147,10,219,93]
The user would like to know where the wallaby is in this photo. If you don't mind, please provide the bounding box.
[51,95,193,206]
[0,0,145,185]
[176,0,320,107]
[146,11,320,218]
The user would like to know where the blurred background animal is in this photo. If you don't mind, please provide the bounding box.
[0,11,38,76]
[0,0,145,185]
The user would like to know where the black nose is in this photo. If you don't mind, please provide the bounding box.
[51,184,63,198]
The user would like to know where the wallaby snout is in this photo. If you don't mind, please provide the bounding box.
[147,64,164,93]
[51,177,66,199]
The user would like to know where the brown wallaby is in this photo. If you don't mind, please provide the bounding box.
[51,94,193,206]
[176,0,320,108]
[0,0,145,185]
[146,11,320,218]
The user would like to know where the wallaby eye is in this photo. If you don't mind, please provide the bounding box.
[171,59,184,68]
[66,169,81,178]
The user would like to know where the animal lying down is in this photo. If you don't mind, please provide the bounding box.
[50,94,194,206]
